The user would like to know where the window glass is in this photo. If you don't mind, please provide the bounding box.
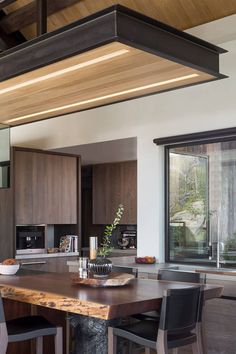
[167,141,236,265]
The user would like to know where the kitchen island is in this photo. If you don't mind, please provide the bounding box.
[0,270,223,354]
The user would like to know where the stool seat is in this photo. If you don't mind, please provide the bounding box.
[114,320,197,350]
[7,315,57,343]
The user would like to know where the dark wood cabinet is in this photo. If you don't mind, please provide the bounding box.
[20,256,78,273]
[92,161,137,224]
[14,149,78,225]
[0,147,81,261]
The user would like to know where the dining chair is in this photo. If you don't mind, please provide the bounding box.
[132,269,205,354]
[158,269,201,283]
[108,285,204,354]
[0,294,63,354]
[133,269,201,321]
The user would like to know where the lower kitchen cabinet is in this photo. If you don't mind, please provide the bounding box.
[19,256,78,272]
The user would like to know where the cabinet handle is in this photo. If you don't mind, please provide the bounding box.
[21,261,47,266]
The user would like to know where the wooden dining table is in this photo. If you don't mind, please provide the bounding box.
[0,270,223,354]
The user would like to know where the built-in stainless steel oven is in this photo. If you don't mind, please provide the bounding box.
[16,225,46,255]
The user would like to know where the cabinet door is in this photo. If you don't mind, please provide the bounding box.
[120,161,137,224]
[15,150,35,224]
[20,256,78,272]
[15,150,49,224]
[20,258,48,272]
[46,154,77,224]
[14,149,77,225]
[93,161,137,224]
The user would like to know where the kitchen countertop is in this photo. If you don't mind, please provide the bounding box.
[67,256,172,273]
[81,248,137,256]
[67,256,236,280]
[110,257,236,277]
[195,268,236,276]
[16,252,79,260]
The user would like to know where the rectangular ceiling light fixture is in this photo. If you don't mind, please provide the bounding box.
[0,5,227,126]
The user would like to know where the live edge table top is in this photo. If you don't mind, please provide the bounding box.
[0,270,223,320]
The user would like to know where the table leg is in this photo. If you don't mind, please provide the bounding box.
[68,314,123,354]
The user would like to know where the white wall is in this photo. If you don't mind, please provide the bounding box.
[11,38,236,261]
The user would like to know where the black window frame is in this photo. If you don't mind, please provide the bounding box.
[154,126,236,265]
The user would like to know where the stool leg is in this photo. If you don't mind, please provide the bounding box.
[196,323,204,354]
[156,329,168,354]
[173,349,178,354]
[0,323,8,354]
[108,327,117,354]
[192,342,199,354]
[127,341,133,354]
[55,327,63,354]
[200,308,207,354]
[36,337,43,354]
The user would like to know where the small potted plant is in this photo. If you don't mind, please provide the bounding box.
[88,204,124,277]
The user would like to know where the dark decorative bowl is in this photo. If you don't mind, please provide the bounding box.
[88,257,113,277]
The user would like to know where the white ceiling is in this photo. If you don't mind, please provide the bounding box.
[53,137,137,165]
[186,14,236,44]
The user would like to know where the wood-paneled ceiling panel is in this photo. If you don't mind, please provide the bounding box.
[3,0,236,40]
[0,42,215,126]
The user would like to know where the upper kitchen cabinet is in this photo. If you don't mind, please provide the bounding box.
[14,148,79,225]
[93,161,137,225]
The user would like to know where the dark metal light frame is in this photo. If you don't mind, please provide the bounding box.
[0,5,227,83]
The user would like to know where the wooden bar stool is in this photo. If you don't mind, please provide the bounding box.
[0,295,63,354]
[108,286,204,354]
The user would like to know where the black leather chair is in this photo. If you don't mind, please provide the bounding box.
[0,294,62,354]
[108,285,204,354]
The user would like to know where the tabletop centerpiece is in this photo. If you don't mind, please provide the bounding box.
[88,204,124,277]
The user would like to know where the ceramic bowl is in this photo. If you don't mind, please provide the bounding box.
[0,263,20,275]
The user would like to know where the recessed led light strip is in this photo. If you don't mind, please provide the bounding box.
[0,49,129,95]
[4,73,199,124]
